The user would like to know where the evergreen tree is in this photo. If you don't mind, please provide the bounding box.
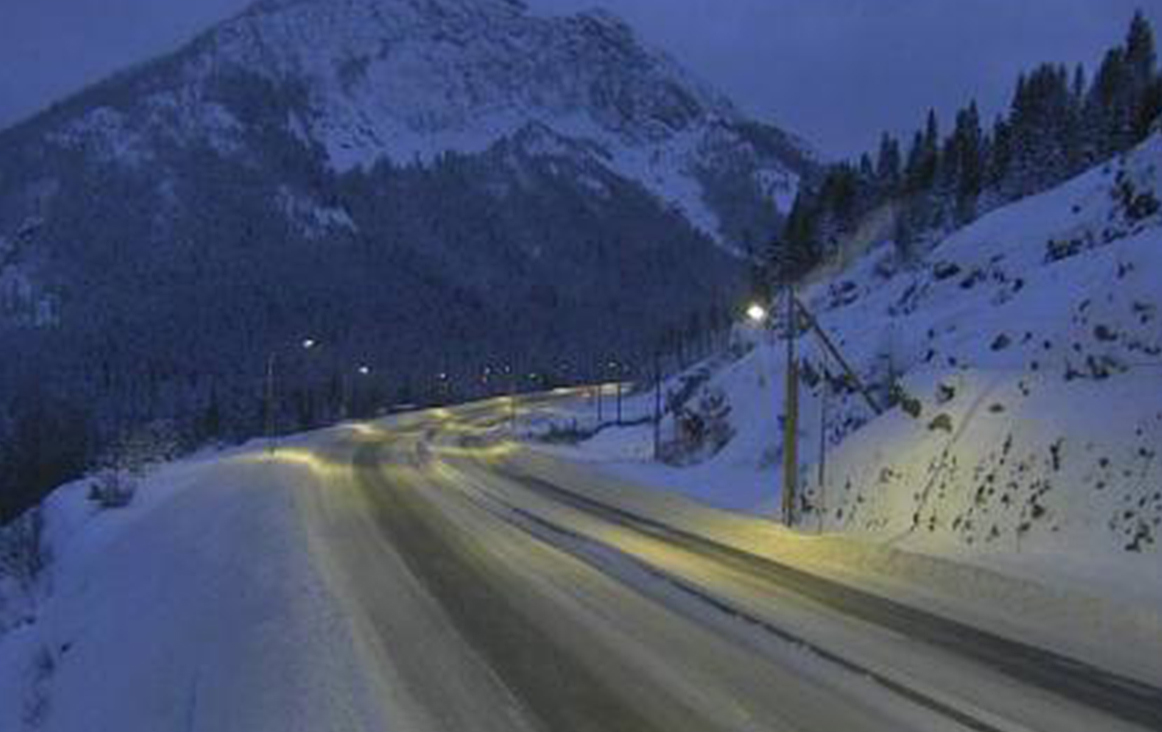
[1007,64,1073,195]
[1126,10,1157,89]
[1089,47,1134,155]
[921,109,941,188]
[875,132,902,193]
[904,129,926,193]
[1126,10,1162,139]
[780,192,822,280]
[951,102,984,222]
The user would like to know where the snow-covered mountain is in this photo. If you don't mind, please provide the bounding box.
[30,0,811,244]
[0,0,817,513]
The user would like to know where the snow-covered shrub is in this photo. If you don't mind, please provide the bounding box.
[538,420,594,445]
[0,507,47,591]
[0,507,47,634]
[659,386,735,466]
[89,420,181,510]
[88,469,136,510]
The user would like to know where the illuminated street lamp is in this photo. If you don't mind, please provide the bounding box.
[747,303,768,324]
[266,337,321,453]
[349,364,373,418]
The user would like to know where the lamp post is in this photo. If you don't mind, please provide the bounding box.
[748,297,799,526]
[352,365,372,418]
[265,337,318,454]
[611,360,624,425]
[653,350,662,460]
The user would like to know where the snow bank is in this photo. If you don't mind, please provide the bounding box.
[0,436,391,732]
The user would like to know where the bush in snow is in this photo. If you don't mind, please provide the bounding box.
[0,507,47,635]
[0,507,48,591]
[659,386,735,466]
[88,420,181,510]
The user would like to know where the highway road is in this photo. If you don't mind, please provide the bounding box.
[280,393,1162,732]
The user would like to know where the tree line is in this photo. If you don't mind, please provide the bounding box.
[768,11,1162,281]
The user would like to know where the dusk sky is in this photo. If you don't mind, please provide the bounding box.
[1,0,1159,158]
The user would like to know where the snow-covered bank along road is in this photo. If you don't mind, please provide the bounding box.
[0,435,393,732]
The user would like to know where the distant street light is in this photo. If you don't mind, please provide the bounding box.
[747,303,768,324]
[266,337,321,454]
[350,364,373,417]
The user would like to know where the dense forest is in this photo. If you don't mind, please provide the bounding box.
[0,91,744,523]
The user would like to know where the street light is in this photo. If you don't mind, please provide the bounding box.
[349,364,373,418]
[747,303,768,324]
[266,337,321,454]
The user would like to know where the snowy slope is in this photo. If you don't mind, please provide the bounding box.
[549,133,1162,607]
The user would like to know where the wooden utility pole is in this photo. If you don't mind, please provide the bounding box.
[508,361,517,432]
[818,370,829,533]
[616,378,623,425]
[596,378,604,424]
[653,351,662,461]
[265,353,277,454]
[782,286,799,526]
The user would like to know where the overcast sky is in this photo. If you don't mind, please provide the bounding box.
[1,0,1159,157]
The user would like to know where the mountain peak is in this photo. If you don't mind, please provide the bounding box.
[202,0,739,155]
[13,0,811,244]
[246,0,529,19]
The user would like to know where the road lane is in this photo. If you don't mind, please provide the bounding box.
[293,422,959,731]
[485,464,1162,729]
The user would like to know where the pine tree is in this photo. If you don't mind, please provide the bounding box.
[1126,11,1161,139]
[780,192,822,281]
[1089,47,1134,155]
[1126,10,1157,89]
[904,129,926,193]
[952,102,984,222]
[921,109,941,188]
[1008,64,1073,195]
[875,132,902,193]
